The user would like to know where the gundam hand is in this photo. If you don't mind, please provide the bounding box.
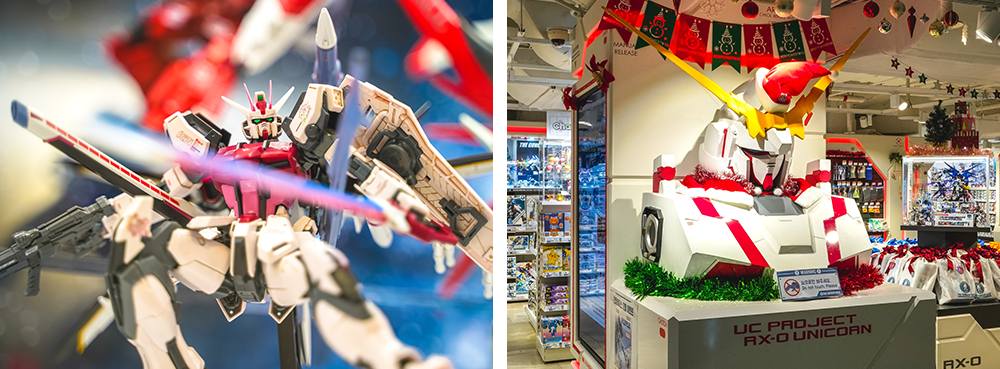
[0,196,115,295]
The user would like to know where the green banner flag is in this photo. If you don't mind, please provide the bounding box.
[772,21,806,62]
[635,0,676,55]
[712,21,741,72]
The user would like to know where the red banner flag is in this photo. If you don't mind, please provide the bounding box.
[596,0,645,44]
[671,14,711,68]
[800,18,837,62]
[742,24,775,71]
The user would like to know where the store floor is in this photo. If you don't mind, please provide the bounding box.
[507,302,575,369]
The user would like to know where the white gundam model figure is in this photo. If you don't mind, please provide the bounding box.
[635,28,875,279]
[0,9,490,369]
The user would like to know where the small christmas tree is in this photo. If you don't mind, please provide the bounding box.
[924,101,955,147]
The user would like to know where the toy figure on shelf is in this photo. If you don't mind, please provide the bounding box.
[605,8,878,287]
[0,10,491,369]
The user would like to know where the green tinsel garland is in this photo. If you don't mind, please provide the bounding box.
[623,258,780,302]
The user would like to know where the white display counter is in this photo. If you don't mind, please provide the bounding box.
[608,279,936,369]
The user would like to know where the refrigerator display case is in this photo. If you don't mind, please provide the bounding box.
[574,89,608,365]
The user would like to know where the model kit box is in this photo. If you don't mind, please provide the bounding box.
[507,195,527,227]
[610,280,936,369]
[542,212,571,237]
[507,234,535,254]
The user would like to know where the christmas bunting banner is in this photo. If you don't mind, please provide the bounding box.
[635,1,676,52]
[597,0,645,44]
[712,21,741,72]
[742,24,774,71]
[773,21,806,62]
[801,18,836,62]
[671,14,711,68]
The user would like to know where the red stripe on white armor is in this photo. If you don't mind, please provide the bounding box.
[691,197,770,268]
[824,197,848,265]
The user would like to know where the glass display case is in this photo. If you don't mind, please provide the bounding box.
[902,155,996,229]
[542,140,572,202]
[574,89,607,364]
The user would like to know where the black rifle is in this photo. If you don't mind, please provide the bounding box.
[0,196,115,295]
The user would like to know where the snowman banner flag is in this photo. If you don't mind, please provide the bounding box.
[772,20,807,62]
[711,21,741,72]
[800,18,837,62]
[741,24,775,71]
[671,14,711,68]
[635,1,676,53]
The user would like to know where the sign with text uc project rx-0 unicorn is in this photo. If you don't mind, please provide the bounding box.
[777,268,843,301]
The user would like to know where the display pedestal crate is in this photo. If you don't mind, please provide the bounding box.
[609,280,936,369]
[937,303,1000,369]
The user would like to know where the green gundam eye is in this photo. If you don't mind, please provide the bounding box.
[252,118,262,124]
[266,117,275,122]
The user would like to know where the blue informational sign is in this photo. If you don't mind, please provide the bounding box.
[777,268,844,301]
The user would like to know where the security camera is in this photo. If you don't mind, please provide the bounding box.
[547,27,569,47]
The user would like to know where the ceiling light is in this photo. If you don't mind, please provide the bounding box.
[898,101,908,110]
[977,8,1000,43]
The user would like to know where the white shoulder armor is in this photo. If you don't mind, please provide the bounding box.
[163,111,231,159]
[287,83,345,144]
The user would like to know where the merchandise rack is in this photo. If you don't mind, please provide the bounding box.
[531,200,574,362]
[827,151,888,238]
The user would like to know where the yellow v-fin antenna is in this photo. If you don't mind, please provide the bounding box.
[786,28,871,123]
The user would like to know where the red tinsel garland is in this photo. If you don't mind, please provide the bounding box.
[837,263,884,296]
[908,145,992,157]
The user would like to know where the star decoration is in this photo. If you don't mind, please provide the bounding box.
[972,89,979,99]
[918,74,927,84]
[905,67,914,77]
[994,89,1000,99]
[891,58,900,69]
[934,81,942,90]
[959,87,967,97]
[947,84,955,94]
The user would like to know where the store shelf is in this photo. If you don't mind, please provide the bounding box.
[535,338,574,362]
[525,303,537,331]
[541,304,568,312]
[541,271,570,278]
[507,251,537,256]
[507,226,538,233]
[507,297,529,303]
[541,236,572,244]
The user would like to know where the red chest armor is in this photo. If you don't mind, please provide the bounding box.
[213,141,305,217]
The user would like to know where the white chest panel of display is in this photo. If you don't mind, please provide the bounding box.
[608,279,935,369]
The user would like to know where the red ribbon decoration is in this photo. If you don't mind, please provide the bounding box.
[805,169,831,186]
[652,166,676,193]
[742,23,775,71]
[692,197,770,268]
[562,87,577,111]
[799,18,837,62]
[587,55,615,93]
[671,14,711,68]
[596,0,645,44]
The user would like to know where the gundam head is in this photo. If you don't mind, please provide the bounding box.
[222,81,294,143]
[698,62,835,195]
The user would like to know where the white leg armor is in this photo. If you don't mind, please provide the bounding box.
[106,197,233,369]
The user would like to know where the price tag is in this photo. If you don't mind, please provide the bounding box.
[776,268,843,301]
